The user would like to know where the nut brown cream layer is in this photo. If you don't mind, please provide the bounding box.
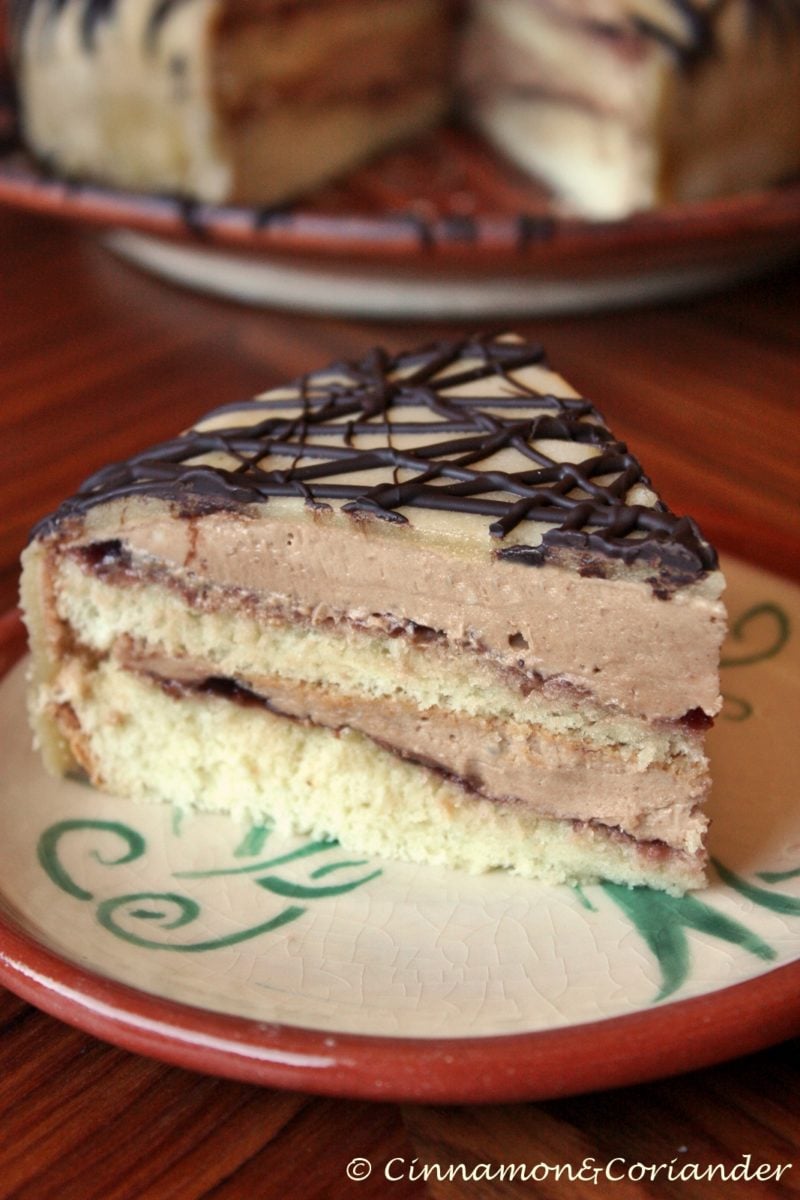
[129,653,708,852]
[54,504,723,721]
[43,657,706,893]
[21,334,725,891]
[27,533,710,852]
[31,335,725,721]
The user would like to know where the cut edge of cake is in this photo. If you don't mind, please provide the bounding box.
[20,333,727,894]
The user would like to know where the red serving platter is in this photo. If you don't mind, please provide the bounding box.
[2,78,800,315]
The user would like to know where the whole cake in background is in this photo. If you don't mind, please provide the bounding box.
[7,0,800,217]
[8,0,455,208]
[21,334,727,895]
[462,0,800,219]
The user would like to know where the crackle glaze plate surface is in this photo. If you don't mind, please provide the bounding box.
[0,554,798,1102]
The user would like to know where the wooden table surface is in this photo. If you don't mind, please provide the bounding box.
[0,205,798,1199]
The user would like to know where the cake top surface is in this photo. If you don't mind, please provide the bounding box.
[481,0,800,65]
[35,333,718,592]
[14,0,800,60]
[625,0,800,61]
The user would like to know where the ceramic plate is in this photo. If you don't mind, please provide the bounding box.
[2,90,800,316]
[0,555,798,1102]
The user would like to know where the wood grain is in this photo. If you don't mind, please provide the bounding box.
[0,204,798,1197]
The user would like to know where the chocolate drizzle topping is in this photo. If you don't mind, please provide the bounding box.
[10,0,800,61]
[33,334,718,588]
[630,0,800,66]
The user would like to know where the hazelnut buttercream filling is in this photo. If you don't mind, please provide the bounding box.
[41,541,709,855]
[21,335,725,894]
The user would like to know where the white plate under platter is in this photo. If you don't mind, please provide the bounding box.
[102,229,797,319]
[0,554,798,1101]
[2,105,800,318]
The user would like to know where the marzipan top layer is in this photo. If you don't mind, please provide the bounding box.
[33,333,718,592]
[28,334,727,720]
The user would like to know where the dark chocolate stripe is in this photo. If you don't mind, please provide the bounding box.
[32,334,717,588]
[11,0,800,61]
[631,0,800,67]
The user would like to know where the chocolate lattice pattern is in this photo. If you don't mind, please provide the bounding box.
[39,335,717,587]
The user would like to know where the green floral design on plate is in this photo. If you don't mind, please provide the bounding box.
[37,818,381,951]
[720,602,790,669]
[601,859,800,1002]
[600,596,796,1000]
[601,881,776,1002]
[713,860,800,916]
[38,816,800,1006]
[721,600,790,720]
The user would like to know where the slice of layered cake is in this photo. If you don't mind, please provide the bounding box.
[11,0,453,205]
[461,0,800,219]
[20,335,726,893]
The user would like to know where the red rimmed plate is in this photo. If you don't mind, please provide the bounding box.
[2,100,800,316]
[0,555,798,1102]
